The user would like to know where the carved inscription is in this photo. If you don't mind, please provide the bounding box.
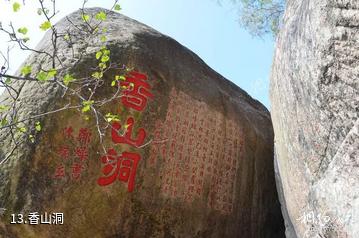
[53,127,92,181]
[97,71,153,192]
[150,89,244,214]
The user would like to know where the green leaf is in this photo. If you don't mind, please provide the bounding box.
[40,21,51,31]
[35,121,41,131]
[64,34,70,41]
[101,55,110,63]
[96,51,102,60]
[114,4,121,11]
[115,75,126,81]
[105,113,120,122]
[13,2,21,12]
[18,127,27,133]
[82,105,90,113]
[5,78,11,84]
[63,74,75,86]
[98,63,107,70]
[36,71,48,81]
[91,71,103,79]
[111,80,116,87]
[22,37,30,43]
[29,134,35,143]
[100,35,107,42]
[18,27,28,35]
[21,65,32,76]
[82,14,90,22]
[35,69,56,81]
[0,118,8,127]
[95,11,107,21]
[82,100,94,113]
[103,49,110,56]
[47,69,57,78]
[83,100,94,106]
[0,105,10,112]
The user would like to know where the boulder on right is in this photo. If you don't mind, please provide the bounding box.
[270,0,359,237]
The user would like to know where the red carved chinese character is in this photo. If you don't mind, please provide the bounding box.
[163,185,169,193]
[54,164,65,179]
[161,145,167,158]
[191,175,196,184]
[185,193,193,202]
[170,140,176,149]
[77,128,92,146]
[154,130,161,139]
[63,127,74,140]
[75,147,88,161]
[183,120,189,127]
[120,71,154,111]
[111,117,146,147]
[57,146,70,160]
[97,149,141,192]
[149,154,156,166]
[71,163,84,180]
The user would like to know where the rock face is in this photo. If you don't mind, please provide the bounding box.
[0,8,284,237]
[271,0,359,237]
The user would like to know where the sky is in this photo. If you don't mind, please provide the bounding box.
[0,0,275,108]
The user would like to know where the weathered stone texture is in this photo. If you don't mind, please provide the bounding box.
[0,8,284,238]
[271,0,359,237]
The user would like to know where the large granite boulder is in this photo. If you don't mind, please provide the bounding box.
[271,0,359,237]
[0,8,284,237]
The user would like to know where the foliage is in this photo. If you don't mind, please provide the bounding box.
[20,65,32,76]
[95,11,107,21]
[39,21,52,31]
[17,27,28,35]
[63,74,75,86]
[226,0,285,37]
[12,2,20,12]
[0,0,128,165]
